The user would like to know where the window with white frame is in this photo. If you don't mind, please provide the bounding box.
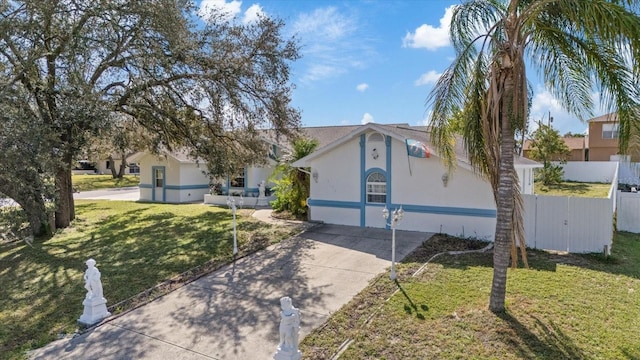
[230,169,245,188]
[602,123,619,139]
[366,172,386,203]
[154,168,163,187]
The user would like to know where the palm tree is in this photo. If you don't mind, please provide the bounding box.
[427,0,640,313]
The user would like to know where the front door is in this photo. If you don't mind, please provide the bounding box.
[152,166,165,202]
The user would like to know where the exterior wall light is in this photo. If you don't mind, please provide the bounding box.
[312,170,319,183]
[371,148,379,159]
[441,173,449,187]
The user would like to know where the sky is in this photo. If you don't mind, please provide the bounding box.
[198,0,607,136]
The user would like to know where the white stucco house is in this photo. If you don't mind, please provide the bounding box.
[292,123,541,240]
[132,149,278,203]
[131,124,372,203]
[132,123,540,240]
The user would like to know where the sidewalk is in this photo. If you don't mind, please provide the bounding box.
[30,219,431,359]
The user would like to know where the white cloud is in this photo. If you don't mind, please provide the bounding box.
[356,83,369,92]
[293,7,375,83]
[403,5,455,51]
[303,64,346,83]
[361,113,374,124]
[243,4,264,24]
[198,0,242,22]
[529,88,599,136]
[293,7,355,41]
[415,70,441,86]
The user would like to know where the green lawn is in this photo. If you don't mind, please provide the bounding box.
[301,233,640,359]
[72,174,140,191]
[0,200,303,360]
[534,181,611,198]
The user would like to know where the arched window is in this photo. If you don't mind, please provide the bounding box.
[366,172,386,203]
[368,132,384,143]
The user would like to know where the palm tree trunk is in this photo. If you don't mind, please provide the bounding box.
[489,72,517,313]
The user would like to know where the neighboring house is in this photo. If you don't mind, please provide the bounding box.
[292,123,541,239]
[95,153,141,175]
[523,136,588,161]
[588,112,621,161]
[73,154,141,175]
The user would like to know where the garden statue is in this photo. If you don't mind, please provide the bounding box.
[84,258,104,299]
[274,296,302,360]
[257,180,268,206]
[78,258,111,326]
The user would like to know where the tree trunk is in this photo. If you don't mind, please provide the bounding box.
[55,167,75,228]
[108,155,118,178]
[117,153,127,178]
[25,199,53,237]
[0,183,52,237]
[489,69,516,313]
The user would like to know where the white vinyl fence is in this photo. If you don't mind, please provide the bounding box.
[523,194,614,253]
[522,161,617,254]
[616,191,640,233]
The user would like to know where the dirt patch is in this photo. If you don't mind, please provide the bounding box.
[403,233,490,263]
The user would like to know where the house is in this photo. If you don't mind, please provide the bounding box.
[132,125,377,203]
[73,154,141,175]
[587,112,622,161]
[132,149,277,203]
[522,136,588,161]
[292,123,541,239]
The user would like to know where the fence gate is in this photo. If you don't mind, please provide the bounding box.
[523,194,613,253]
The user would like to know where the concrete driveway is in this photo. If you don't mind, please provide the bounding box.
[30,224,431,360]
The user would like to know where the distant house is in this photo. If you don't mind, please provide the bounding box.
[292,123,541,239]
[522,112,634,162]
[95,154,141,175]
[587,113,621,161]
[73,153,141,175]
[523,136,588,161]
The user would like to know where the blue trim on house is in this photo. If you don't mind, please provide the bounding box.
[307,199,361,209]
[244,166,248,195]
[164,184,209,190]
[139,183,152,189]
[392,203,496,218]
[151,166,166,202]
[307,199,495,218]
[359,134,366,227]
[385,135,392,229]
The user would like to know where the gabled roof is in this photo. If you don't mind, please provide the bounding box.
[131,148,199,164]
[588,112,618,123]
[292,123,542,169]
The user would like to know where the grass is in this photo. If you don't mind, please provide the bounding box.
[0,200,304,360]
[534,181,611,198]
[300,232,640,359]
[72,174,140,192]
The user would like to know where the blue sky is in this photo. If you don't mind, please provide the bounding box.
[199,0,603,136]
